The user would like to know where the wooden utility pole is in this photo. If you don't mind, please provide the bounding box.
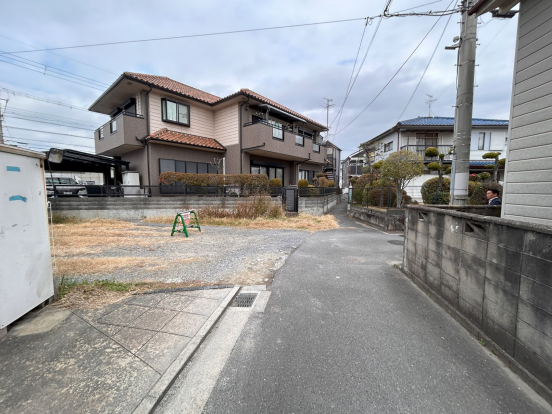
[450,0,478,205]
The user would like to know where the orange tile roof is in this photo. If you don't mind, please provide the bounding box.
[147,128,225,151]
[123,72,326,129]
[124,72,221,104]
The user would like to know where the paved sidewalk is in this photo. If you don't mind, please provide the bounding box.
[0,287,238,414]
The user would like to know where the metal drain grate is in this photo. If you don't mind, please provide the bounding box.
[230,292,258,308]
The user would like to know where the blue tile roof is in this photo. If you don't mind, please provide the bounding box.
[470,160,498,166]
[397,116,508,126]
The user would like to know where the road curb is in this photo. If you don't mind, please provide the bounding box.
[132,286,240,414]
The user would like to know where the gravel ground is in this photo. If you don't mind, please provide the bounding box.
[68,223,311,286]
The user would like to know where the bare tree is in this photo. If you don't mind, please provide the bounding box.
[359,142,384,186]
[210,157,224,174]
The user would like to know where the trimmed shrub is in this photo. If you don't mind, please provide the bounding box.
[354,174,371,189]
[367,187,411,207]
[159,172,269,189]
[426,162,441,171]
[269,178,282,187]
[425,147,440,157]
[469,182,503,205]
[477,172,491,181]
[327,180,336,188]
[318,177,329,187]
[297,179,309,187]
[316,173,324,178]
[349,178,357,186]
[421,177,451,205]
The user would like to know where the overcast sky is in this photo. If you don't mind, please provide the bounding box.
[0,0,518,158]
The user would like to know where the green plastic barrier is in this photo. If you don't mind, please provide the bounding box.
[171,210,201,237]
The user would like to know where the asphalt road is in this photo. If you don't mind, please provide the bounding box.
[202,201,551,414]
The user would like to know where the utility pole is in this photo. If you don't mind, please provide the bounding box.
[450,0,478,205]
[0,99,5,145]
[425,94,437,117]
[323,98,334,142]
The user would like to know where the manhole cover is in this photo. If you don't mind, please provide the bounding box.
[230,292,258,308]
[388,240,404,246]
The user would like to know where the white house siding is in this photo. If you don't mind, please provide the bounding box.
[149,90,215,138]
[214,103,239,147]
[503,0,552,225]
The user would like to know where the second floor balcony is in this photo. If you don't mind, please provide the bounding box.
[400,145,453,162]
[242,121,325,164]
[95,112,147,156]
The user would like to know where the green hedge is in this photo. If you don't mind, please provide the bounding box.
[421,177,451,205]
[367,188,411,207]
[159,172,269,190]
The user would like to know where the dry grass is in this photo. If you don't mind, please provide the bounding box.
[52,219,189,257]
[144,213,338,231]
[55,279,218,309]
[54,257,200,277]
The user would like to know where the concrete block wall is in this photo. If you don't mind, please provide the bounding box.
[403,205,552,395]
[298,194,339,215]
[51,193,338,220]
[347,205,405,231]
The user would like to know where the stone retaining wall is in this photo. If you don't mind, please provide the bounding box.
[403,205,552,402]
[298,194,339,215]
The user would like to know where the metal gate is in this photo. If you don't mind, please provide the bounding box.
[284,188,298,212]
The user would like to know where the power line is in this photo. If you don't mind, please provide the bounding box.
[0,33,118,75]
[2,17,369,54]
[4,125,94,139]
[0,51,109,87]
[5,107,97,125]
[396,3,455,121]
[335,4,455,137]
[0,58,105,90]
[3,115,97,130]
[0,87,90,111]
[5,137,93,148]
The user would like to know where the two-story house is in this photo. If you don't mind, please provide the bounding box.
[323,141,342,185]
[89,72,328,189]
[348,116,509,200]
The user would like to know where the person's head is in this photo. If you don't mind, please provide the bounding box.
[486,188,499,200]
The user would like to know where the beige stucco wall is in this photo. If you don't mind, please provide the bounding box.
[214,103,239,147]
[149,90,215,138]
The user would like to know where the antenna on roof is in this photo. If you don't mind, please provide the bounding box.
[425,94,437,118]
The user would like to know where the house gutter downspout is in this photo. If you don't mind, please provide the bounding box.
[238,97,250,174]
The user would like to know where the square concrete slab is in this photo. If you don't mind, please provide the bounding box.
[183,298,221,316]
[73,302,123,323]
[126,293,166,308]
[92,322,124,338]
[112,327,158,354]
[199,288,232,300]
[173,290,202,298]
[161,312,209,337]
[127,308,178,331]
[97,304,148,326]
[136,332,191,373]
[155,294,195,311]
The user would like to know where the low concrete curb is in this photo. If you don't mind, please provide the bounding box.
[132,286,240,414]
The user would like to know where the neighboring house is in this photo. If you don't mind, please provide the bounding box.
[323,141,342,185]
[356,116,509,200]
[89,72,328,189]
[470,0,552,225]
[341,149,366,189]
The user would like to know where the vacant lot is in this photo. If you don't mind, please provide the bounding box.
[52,214,338,288]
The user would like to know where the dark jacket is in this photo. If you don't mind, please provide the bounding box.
[489,197,501,206]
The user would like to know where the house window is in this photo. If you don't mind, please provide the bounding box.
[415,132,438,146]
[98,128,104,141]
[110,119,117,134]
[295,135,304,146]
[313,142,320,153]
[161,98,190,126]
[384,141,393,152]
[478,132,486,150]
[299,169,317,183]
[159,159,215,174]
[298,128,314,139]
[327,147,333,156]
[251,165,283,181]
[269,120,283,140]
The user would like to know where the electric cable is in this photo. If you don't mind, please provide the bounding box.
[0,88,90,111]
[396,2,455,121]
[4,125,94,139]
[3,115,97,130]
[0,59,105,90]
[5,107,97,125]
[5,137,93,149]
[334,3,455,137]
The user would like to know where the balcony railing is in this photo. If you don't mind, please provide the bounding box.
[400,145,453,161]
